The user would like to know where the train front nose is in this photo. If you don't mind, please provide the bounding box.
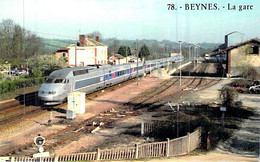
[38,84,64,105]
[38,83,56,101]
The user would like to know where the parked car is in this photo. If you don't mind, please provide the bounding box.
[8,69,19,76]
[0,69,8,75]
[252,80,260,86]
[234,86,246,93]
[249,85,260,94]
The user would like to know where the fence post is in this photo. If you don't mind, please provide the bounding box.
[97,148,100,160]
[135,143,139,159]
[141,120,144,136]
[187,132,191,153]
[166,138,170,157]
[10,157,15,162]
[54,155,59,162]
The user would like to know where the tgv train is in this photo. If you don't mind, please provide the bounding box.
[38,55,183,105]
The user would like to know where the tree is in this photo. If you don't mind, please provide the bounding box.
[108,38,120,57]
[90,31,102,41]
[139,44,150,60]
[12,24,24,59]
[117,46,131,57]
[28,54,66,70]
[0,19,44,64]
[0,19,14,61]
[23,31,44,59]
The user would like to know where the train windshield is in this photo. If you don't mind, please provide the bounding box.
[45,78,65,83]
[54,79,64,83]
[46,78,53,83]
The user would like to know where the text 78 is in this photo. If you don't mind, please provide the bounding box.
[167,4,177,10]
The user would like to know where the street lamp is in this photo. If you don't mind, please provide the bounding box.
[178,40,182,86]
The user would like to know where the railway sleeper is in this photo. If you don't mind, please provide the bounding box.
[99,113,113,116]
[116,114,126,117]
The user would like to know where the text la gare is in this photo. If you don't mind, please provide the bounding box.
[228,4,253,11]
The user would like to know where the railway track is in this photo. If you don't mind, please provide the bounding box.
[0,99,21,112]
[0,79,138,129]
[1,77,184,156]
[1,68,222,156]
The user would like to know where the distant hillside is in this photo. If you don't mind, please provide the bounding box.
[43,38,76,53]
[42,38,220,58]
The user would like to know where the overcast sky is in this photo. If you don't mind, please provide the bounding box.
[0,0,259,43]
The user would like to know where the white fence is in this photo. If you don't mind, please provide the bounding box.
[3,129,201,162]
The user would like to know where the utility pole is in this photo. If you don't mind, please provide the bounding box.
[125,46,127,64]
[196,45,200,63]
[75,43,77,67]
[178,40,182,86]
[188,43,191,61]
[194,44,197,64]
[188,43,191,76]
[135,41,139,85]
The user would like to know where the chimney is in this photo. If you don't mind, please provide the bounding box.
[79,35,85,47]
[96,35,99,42]
[87,34,91,39]
[224,35,228,48]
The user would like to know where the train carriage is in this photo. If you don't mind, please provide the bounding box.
[38,55,183,105]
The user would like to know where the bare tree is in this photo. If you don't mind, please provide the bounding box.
[0,19,14,61]
[90,31,103,41]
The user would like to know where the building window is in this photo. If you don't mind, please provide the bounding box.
[249,46,259,55]
[63,53,66,57]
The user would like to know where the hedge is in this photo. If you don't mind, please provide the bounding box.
[0,77,46,94]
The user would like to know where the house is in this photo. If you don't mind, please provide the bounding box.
[55,35,108,67]
[108,55,141,65]
[108,54,124,65]
[211,39,260,77]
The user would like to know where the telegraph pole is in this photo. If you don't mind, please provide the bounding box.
[178,40,182,86]
[194,44,197,64]
[125,46,128,63]
[188,43,191,61]
[135,41,139,85]
[75,43,77,67]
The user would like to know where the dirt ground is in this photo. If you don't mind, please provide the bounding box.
[1,64,259,162]
[0,70,169,154]
[57,70,259,161]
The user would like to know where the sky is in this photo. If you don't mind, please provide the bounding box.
[0,0,259,44]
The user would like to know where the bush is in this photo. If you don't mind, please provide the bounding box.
[32,67,43,77]
[219,86,238,107]
[232,79,252,88]
[0,77,46,94]
[241,67,259,80]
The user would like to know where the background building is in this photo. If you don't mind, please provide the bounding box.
[55,35,108,67]
[211,39,260,77]
[227,39,260,77]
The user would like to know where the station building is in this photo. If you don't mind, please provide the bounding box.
[55,35,108,67]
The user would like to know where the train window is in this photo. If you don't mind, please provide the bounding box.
[46,78,53,83]
[54,79,64,83]
[73,69,88,76]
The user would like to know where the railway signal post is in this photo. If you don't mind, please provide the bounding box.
[33,134,50,159]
